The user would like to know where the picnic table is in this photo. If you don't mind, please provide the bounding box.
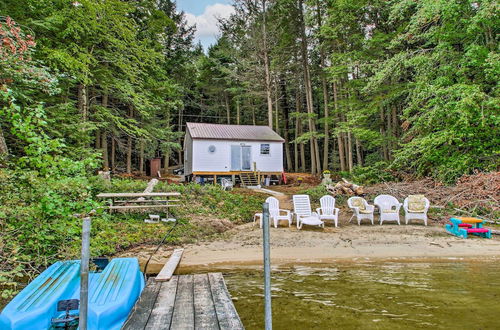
[445,217,491,239]
[97,192,181,212]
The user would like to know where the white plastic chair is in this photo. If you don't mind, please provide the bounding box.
[374,194,402,225]
[316,195,340,227]
[347,197,375,225]
[266,196,292,228]
[403,195,430,226]
[220,178,233,191]
[292,195,324,230]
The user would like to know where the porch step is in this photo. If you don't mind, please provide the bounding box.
[240,173,259,187]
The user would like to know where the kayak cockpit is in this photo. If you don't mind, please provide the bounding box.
[0,258,144,330]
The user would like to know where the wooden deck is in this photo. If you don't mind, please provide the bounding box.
[122,273,244,330]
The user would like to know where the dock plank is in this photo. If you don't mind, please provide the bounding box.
[122,278,161,330]
[208,273,244,330]
[123,273,243,330]
[193,274,219,329]
[170,274,195,330]
[145,277,179,330]
[156,249,184,282]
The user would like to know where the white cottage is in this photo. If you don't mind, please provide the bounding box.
[184,122,284,184]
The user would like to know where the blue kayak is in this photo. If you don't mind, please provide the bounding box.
[0,258,144,329]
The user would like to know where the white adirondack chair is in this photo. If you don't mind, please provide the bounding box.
[347,197,375,225]
[374,194,402,225]
[403,195,430,226]
[316,195,340,227]
[266,196,292,228]
[292,195,324,230]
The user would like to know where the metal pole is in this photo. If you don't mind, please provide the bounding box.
[262,202,272,330]
[79,216,91,330]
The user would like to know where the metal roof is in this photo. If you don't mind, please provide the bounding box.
[186,122,285,142]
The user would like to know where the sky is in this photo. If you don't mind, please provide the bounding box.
[176,0,235,50]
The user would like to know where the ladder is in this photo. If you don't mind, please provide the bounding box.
[240,172,259,187]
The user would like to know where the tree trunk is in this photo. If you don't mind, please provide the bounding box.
[95,130,101,149]
[252,100,256,125]
[139,139,144,174]
[127,135,132,174]
[316,1,330,171]
[78,84,88,122]
[224,92,231,124]
[294,114,299,173]
[274,81,279,133]
[298,0,320,174]
[380,108,389,161]
[280,77,293,172]
[333,82,346,172]
[0,125,8,157]
[355,138,363,167]
[347,131,353,172]
[236,99,240,125]
[262,0,273,129]
[102,133,109,170]
[164,148,170,173]
[392,105,398,139]
[126,105,133,174]
[294,54,301,173]
[101,93,109,169]
[386,106,393,160]
[78,84,88,146]
[178,107,183,165]
[111,135,116,171]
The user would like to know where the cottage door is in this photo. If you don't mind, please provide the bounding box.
[241,146,252,170]
[231,145,241,171]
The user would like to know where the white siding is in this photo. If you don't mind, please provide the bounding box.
[192,139,283,173]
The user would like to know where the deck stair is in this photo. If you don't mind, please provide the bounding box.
[240,172,259,187]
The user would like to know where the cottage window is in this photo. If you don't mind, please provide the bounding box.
[260,144,270,155]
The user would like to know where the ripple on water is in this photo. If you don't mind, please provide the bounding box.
[224,260,500,330]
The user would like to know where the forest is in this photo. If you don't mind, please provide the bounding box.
[0,0,498,298]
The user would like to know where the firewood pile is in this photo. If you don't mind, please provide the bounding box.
[326,178,364,196]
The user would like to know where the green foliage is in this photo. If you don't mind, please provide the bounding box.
[347,162,396,185]
[155,182,264,223]
[0,175,265,300]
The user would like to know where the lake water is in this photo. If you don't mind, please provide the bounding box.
[3,258,499,329]
[223,259,500,329]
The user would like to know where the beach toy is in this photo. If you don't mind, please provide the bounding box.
[445,217,492,239]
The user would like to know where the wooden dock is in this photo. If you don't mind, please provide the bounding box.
[122,273,244,330]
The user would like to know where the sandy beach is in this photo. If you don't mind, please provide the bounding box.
[119,214,500,273]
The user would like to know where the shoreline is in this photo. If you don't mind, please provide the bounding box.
[119,222,500,274]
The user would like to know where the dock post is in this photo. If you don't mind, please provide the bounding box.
[262,203,272,330]
[79,214,92,330]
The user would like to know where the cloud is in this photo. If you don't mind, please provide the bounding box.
[184,3,235,40]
